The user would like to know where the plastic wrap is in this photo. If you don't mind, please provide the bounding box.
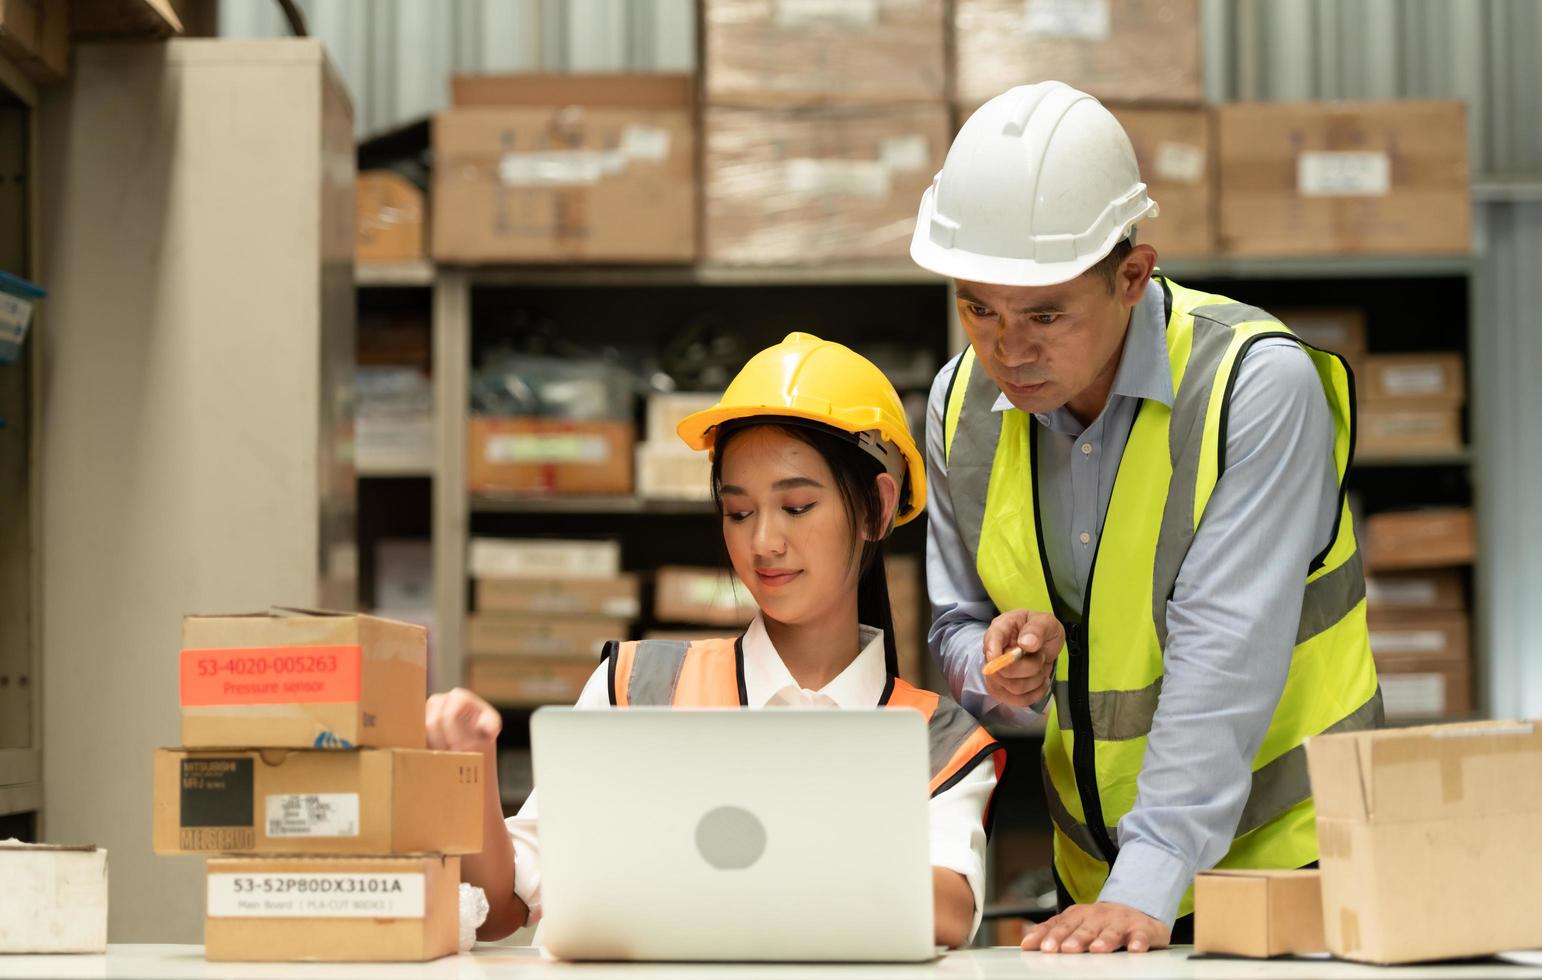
[953,0,1202,106]
[704,103,951,263]
[703,0,946,105]
[459,884,490,953]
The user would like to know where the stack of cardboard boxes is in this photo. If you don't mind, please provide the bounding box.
[1357,352,1467,458]
[154,610,482,963]
[635,391,720,501]
[465,538,635,708]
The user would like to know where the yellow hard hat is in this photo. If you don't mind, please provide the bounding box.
[677,332,927,525]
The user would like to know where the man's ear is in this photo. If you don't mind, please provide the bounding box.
[1121,244,1158,304]
[866,472,901,541]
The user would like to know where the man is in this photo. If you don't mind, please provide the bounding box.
[913,81,1382,954]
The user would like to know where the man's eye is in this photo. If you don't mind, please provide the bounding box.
[968,304,993,318]
[1033,313,1061,325]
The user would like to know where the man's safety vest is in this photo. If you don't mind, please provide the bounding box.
[940,276,1382,917]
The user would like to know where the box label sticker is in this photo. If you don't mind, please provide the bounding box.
[207,873,425,919]
[1380,673,1446,717]
[498,150,626,187]
[776,0,880,27]
[878,135,930,173]
[485,433,610,464]
[180,758,255,850]
[1154,141,1206,184]
[1369,629,1447,655]
[785,159,892,199]
[179,645,362,707]
[1024,0,1110,40]
[266,794,360,838]
[1298,151,1391,197]
[1366,579,1439,607]
[621,125,671,163]
[1379,365,1448,396]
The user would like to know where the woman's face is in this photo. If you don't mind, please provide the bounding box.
[717,426,864,629]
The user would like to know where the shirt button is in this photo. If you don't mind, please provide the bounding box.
[1081,443,1093,455]
[1080,532,1091,545]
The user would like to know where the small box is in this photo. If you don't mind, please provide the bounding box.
[468,417,635,497]
[466,613,621,659]
[432,74,695,263]
[1274,308,1367,356]
[954,0,1203,107]
[635,444,713,501]
[356,171,426,264]
[204,855,459,963]
[1305,721,1542,964]
[1372,656,1472,720]
[1357,404,1463,457]
[153,748,483,856]
[179,611,427,750]
[1360,354,1465,405]
[702,0,946,105]
[0,843,107,953]
[476,575,640,619]
[1365,570,1464,613]
[645,392,723,444]
[1364,508,1475,571]
[468,538,621,580]
[1107,104,1215,258]
[1218,101,1470,257]
[1194,869,1325,958]
[655,566,758,627]
[465,655,598,707]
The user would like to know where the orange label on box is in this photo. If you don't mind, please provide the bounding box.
[179,645,363,707]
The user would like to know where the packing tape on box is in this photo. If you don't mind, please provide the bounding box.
[1318,820,1353,860]
[1341,909,1362,953]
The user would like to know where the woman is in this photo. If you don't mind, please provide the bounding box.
[427,333,1004,948]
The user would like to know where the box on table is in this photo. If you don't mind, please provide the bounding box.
[1359,354,1465,405]
[701,0,945,105]
[1194,869,1325,958]
[466,613,621,659]
[476,574,640,619]
[1364,507,1475,570]
[1218,100,1470,257]
[153,748,482,856]
[180,610,427,750]
[1274,308,1367,357]
[1357,404,1462,457]
[0,843,107,954]
[1107,104,1214,258]
[468,417,635,496]
[703,103,951,263]
[432,73,695,263]
[1305,721,1542,964]
[356,170,426,264]
[1372,654,1472,720]
[1365,569,1464,613]
[465,655,597,707]
[204,855,458,963]
[469,537,621,580]
[953,0,1202,108]
[655,566,758,627]
[635,444,713,501]
[645,391,723,444]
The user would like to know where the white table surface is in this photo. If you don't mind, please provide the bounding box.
[1,946,1540,979]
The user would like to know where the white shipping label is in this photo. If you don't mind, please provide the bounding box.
[486,434,610,465]
[777,0,880,27]
[1153,141,1206,184]
[621,125,671,163]
[1369,414,1445,437]
[1297,151,1392,197]
[265,794,360,838]
[1365,579,1438,607]
[1369,629,1447,655]
[1380,365,1448,396]
[785,159,892,199]
[207,873,425,919]
[879,135,930,173]
[1380,674,1446,718]
[1024,0,1110,40]
[498,150,626,187]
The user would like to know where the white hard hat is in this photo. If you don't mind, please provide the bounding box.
[910,81,1158,287]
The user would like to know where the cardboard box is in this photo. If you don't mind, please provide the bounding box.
[655,566,758,626]
[152,748,483,856]
[1305,721,1542,963]
[466,613,621,659]
[476,574,640,619]
[0,0,70,83]
[1107,105,1214,258]
[1372,655,1472,720]
[704,103,951,263]
[1364,507,1475,570]
[1357,404,1463,457]
[468,537,621,580]
[356,170,426,264]
[180,611,427,750]
[954,0,1202,107]
[645,391,723,444]
[1275,308,1367,356]
[432,74,695,263]
[204,855,458,962]
[1218,101,1470,257]
[0,843,107,953]
[702,0,945,105]
[635,444,713,501]
[465,655,597,707]
[1194,869,1325,958]
[1360,353,1465,405]
[468,417,635,496]
[1365,570,1465,613]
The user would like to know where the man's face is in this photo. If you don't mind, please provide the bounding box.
[955,251,1152,416]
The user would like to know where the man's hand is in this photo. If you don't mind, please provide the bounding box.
[425,687,502,754]
[982,609,1064,708]
[1021,902,1171,954]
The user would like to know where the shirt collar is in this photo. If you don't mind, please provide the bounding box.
[990,277,1176,421]
[740,613,889,709]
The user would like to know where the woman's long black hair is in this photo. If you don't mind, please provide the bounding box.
[709,419,904,677]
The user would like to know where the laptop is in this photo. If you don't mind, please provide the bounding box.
[530,707,938,962]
